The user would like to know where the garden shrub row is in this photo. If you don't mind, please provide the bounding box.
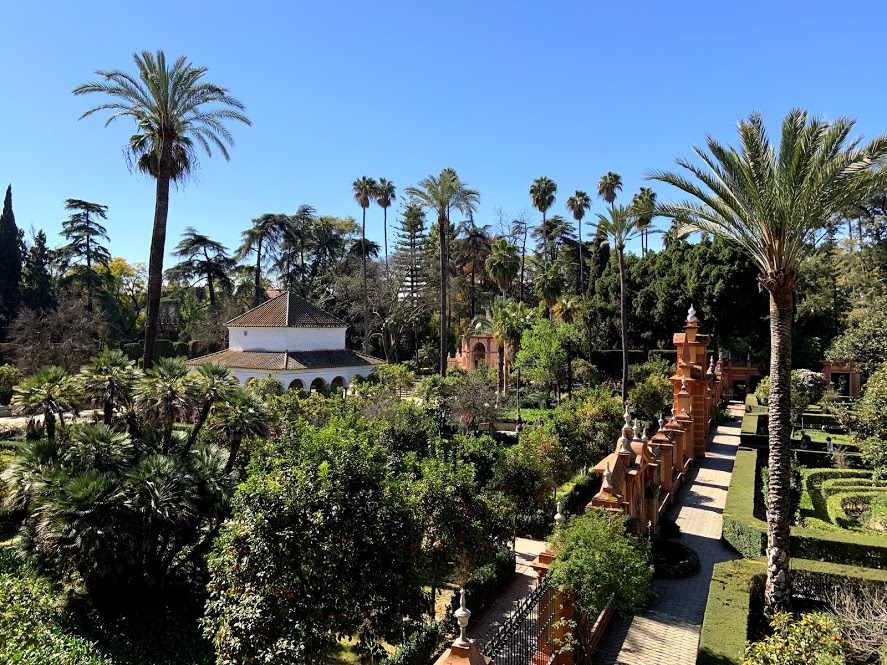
[561,472,602,516]
[723,448,887,568]
[448,547,516,619]
[385,622,447,665]
[826,491,886,529]
[588,350,646,378]
[698,558,887,664]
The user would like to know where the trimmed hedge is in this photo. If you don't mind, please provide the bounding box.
[647,349,678,364]
[588,350,646,378]
[449,547,516,619]
[562,472,602,516]
[698,558,887,665]
[723,448,887,568]
[385,622,446,665]
[826,491,886,529]
[188,340,222,358]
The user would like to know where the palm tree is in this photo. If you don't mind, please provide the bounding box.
[168,228,235,310]
[631,187,657,257]
[649,109,887,609]
[597,172,623,205]
[553,295,582,398]
[455,219,492,319]
[211,387,269,473]
[534,262,564,320]
[79,348,141,426]
[375,178,396,271]
[13,366,79,443]
[74,50,250,369]
[529,177,558,261]
[134,356,195,454]
[566,191,592,292]
[596,205,641,404]
[237,214,287,307]
[353,177,379,355]
[187,362,237,453]
[405,169,480,375]
[485,238,520,297]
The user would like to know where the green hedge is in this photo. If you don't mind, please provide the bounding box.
[449,547,516,619]
[647,349,678,363]
[723,448,887,568]
[798,412,839,429]
[826,491,886,529]
[188,340,222,358]
[385,622,446,665]
[562,472,601,516]
[589,350,646,378]
[698,558,887,665]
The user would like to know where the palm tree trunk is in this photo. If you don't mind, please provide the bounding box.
[497,344,505,394]
[618,248,628,403]
[578,217,584,294]
[143,141,174,370]
[764,279,794,610]
[205,248,217,310]
[186,399,214,453]
[383,207,389,275]
[104,399,113,426]
[162,413,174,455]
[45,408,56,443]
[224,432,243,474]
[439,215,448,375]
[362,207,369,356]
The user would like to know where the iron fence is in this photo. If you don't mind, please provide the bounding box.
[481,577,555,665]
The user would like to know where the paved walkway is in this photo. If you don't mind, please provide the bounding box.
[472,537,548,648]
[596,404,743,665]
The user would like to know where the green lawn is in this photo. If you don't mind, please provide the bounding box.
[498,407,551,423]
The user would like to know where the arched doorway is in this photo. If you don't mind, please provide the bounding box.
[310,377,326,393]
[472,342,486,369]
[288,378,305,392]
[330,376,346,393]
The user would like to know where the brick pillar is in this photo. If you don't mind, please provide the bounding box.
[530,551,574,665]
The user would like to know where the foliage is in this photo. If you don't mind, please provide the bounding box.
[12,365,79,442]
[0,186,21,340]
[245,375,284,400]
[204,421,424,663]
[826,297,887,376]
[514,316,568,402]
[794,368,827,405]
[547,510,652,620]
[384,622,447,665]
[627,373,672,427]
[0,363,21,405]
[448,547,516,618]
[628,356,673,383]
[445,366,499,432]
[742,612,847,665]
[756,370,825,427]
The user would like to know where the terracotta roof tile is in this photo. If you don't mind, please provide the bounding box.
[226,292,345,328]
[187,349,384,371]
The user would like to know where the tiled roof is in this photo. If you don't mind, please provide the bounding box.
[226,292,345,328]
[186,348,384,371]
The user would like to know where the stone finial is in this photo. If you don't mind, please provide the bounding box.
[687,304,698,323]
[658,415,665,431]
[554,501,564,524]
[641,428,649,443]
[632,418,642,442]
[681,375,688,392]
[453,588,471,648]
[623,409,632,427]
[619,434,632,455]
[603,461,613,491]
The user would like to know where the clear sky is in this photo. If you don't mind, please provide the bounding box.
[3,0,887,265]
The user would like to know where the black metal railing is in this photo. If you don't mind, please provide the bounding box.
[482,577,555,665]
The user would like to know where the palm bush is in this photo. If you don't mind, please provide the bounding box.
[13,366,79,443]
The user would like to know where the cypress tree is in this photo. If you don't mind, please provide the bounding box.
[0,185,22,339]
[21,230,55,311]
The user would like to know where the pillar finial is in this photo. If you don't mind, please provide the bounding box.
[555,501,564,524]
[687,304,698,323]
[453,588,471,648]
[604,461,613,491]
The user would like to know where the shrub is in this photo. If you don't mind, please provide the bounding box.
[830,585,887,663]
[385,622,447,665]
[561,472,602,517]
[449,547,516,619]
[0,364,21,405]
[743,612,848,664]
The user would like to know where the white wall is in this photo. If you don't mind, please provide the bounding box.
[228,326,346,352]
[229,366,378,391]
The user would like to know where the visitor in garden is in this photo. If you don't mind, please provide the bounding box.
[826,436,834,453]
[799,431,812,449]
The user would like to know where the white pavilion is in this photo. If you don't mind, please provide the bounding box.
[187,291,384,391]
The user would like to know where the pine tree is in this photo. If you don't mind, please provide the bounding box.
[20,230,56,311]
[59,199,111,311]
[0,185,22,339]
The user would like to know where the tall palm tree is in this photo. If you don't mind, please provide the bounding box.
[529,177,558,261]
[237,214,287,307]
[168,228,235,310]
[74,50,250,369]
[455,219,492,319]
[534,262,564,319]
[134,356,195,454]
[553,295,583,398]
[597,172,623,205]
[566,191,592,292]
[485,238,520,297]
[210,387,269,473]
[469,298,509,395]
[650,109,887,609]
[375,178,396,271]
[353,176,379,355]
[631,187,657,257]
[186,362,237,453]
[596,205,641,404]
[13,366,79,443]
[405,169,480,375]
[79,348,141,426]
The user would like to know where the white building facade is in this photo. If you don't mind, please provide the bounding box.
[187,292,383,391]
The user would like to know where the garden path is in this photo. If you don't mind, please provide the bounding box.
[596,403,744,665]
[471,536,548,648]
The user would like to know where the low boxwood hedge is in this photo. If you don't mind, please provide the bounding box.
[448,547,516,619]
[826,491,886,529]
[561,472,601,517]
[698,558,887,664]
[723,448,887,568]
[385,621,447,665]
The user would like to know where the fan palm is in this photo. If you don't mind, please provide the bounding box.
[553,295,583,398]
[485,238,520,297]
[455,219,492,319]
[596,205,642,404]
[405,169,480,374]
[186,362,237,453]
[134,356,195,454]
[376,178,396,271]
[631,187,658,257]
[237,214,287,307]
[210,387,270,473]
[168,227,235,309]
[13,366,79,443]
[597,172,623,205]
[74,50,250,368]
[534,262,564,319]
[649,109,887,609]
[566,191,592,292]
[530,177,558,261]
[353,176,379,355]
[79,348,141,426]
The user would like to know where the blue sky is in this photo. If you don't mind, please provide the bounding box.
[3,0,886,265]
